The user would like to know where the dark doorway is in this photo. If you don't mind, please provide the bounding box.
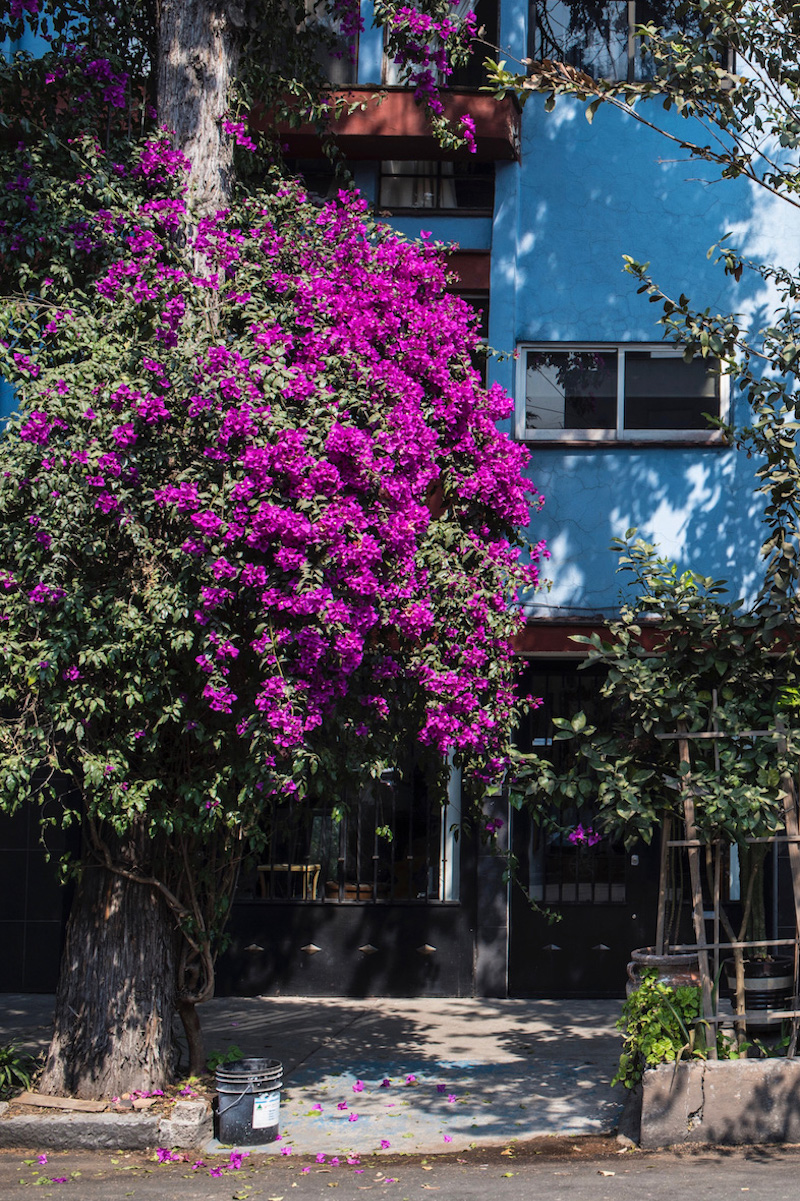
[508,658,659,997]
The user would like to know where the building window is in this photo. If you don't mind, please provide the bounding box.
[378,161,494,213]
[306,0,358,87]
[243,763,461,905]
[284,157,338,203]
[383,0,498,88]
[516,343,727,443]
[530,0,704,83]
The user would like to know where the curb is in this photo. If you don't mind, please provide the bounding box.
[0,1100,212,1151]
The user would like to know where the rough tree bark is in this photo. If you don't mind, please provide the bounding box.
[38,842,177,1098]
[39,1,243,1098]
[156,0,240,216]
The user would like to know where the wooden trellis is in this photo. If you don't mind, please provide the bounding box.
[654,721,800,1057]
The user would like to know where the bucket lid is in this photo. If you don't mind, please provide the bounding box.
[216,1058,283,1085]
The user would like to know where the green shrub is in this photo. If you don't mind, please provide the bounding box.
[613,970,706,1089]
[0,1044,37,1099]
[206,1045,245,1073]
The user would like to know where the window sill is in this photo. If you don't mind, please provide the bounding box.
[518,433,730,449]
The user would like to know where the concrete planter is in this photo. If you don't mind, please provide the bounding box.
[635,1059,800,1148]
[0,1099,212,1150]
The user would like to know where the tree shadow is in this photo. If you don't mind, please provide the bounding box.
[490,96,794,615]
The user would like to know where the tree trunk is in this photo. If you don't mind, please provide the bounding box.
[38,858,177,1099]
[156,0,239,217]
[178,998,207,1078]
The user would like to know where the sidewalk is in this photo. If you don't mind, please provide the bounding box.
[0,994,624,1155]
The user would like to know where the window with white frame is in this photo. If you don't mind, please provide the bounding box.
[516,344,727,443]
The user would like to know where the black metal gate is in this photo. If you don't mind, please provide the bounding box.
[217,767,477,997]
[508,658,660,997]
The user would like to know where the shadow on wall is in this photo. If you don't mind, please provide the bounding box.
[489,97,794,616]
[511,99,784,346]
[524,443,767,616]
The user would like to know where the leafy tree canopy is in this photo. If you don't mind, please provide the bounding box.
[0,0,544,1092]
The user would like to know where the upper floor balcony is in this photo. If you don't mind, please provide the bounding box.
[272,86,521,162]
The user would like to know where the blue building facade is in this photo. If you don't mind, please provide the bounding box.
[5,3,797,999]
[278,0,800,997]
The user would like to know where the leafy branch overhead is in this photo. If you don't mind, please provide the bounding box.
[489,0,800,604]
[511,533,795,851]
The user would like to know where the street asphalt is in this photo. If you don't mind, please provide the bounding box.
[3,1142,800,1201]
[0,993,625,1156]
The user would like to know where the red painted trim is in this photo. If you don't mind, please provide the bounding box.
[513,622,663,655]
[267,88,521,162]
[446,251,490,290]
[512,624,605,655]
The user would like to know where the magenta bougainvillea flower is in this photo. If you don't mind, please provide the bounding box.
[0,117,545,1011]
[568,824,602,846]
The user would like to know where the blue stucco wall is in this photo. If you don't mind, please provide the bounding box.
[353,6,794,617]
[488,95,800,616]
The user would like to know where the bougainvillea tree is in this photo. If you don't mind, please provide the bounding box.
[0,3,544,1095]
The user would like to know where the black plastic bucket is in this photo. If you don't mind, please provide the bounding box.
[215,1058,282,1145]
[724,957,794,1036]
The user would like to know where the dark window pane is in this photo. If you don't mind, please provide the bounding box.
[532,0,628,79]
[525,349,617,431]
[378,161,494,212]
[452,164,495,210]
[306,0,358,86]
[283,158,338,202]
[624,352,720,430]
[531,0,703,82]
[449,0,499,88]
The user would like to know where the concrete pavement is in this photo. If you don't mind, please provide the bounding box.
[0,994,625,1155]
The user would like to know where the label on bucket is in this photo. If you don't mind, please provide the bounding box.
[252,1091,280,1129]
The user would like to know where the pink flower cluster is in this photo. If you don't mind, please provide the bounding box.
[8,0,40,21]
[568,824,601,846]
[385,3,478,121]
[2,133,544,797]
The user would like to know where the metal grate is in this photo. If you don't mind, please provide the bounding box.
[513,658,628,906]
[251,768,459,904]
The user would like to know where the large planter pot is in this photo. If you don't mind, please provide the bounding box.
[724,956,794,1035]
[626,947,701,997]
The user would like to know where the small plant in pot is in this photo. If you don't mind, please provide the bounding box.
[612,969,709,1089]
[514,533,797,1041]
